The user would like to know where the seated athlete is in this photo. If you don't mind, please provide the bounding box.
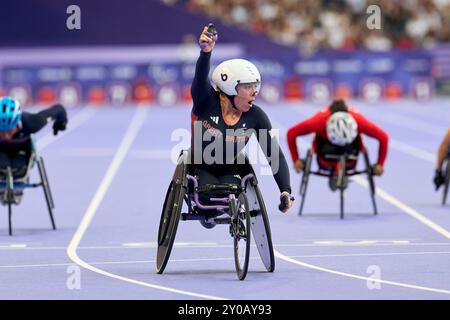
[433,128,450,190]
[0,96,68,177]
[286,100,389,187]
[190,25,293,212]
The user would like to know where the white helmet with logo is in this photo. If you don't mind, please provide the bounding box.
[326,111,358,146]
[211,59,261,96]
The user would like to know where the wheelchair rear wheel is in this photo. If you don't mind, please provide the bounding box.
[37,157,56,230]
[363,152,378,215]
[443,157,450,205]
[232,192,251,280]
[156,162,186,274]
[299,150,313,216]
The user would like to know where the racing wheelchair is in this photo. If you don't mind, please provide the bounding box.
[442,151,450,205]
[0,135,56,235]
[298,137,377,219]
[156,150,275,280]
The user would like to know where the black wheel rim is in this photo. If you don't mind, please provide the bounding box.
[233,193,251,280]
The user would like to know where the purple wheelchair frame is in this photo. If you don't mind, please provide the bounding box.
[181,173,254,223]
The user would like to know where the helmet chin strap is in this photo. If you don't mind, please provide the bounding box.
[224,93,238,110]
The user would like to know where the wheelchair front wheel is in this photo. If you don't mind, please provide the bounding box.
[232,192,251,280]
[250,183,275,272]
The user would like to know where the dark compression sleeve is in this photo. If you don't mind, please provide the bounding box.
[21,104,67,135]
[256,108,292,194]
[191,51,213,115]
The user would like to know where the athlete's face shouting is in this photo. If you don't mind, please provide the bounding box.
[234,82,259,112]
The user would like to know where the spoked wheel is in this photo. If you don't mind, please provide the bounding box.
[363,152,378,215]
[37,157,56,230]
[298,150,312,216]
[156,163,185,274]
[443,158,450,205]
[232,192,251,280]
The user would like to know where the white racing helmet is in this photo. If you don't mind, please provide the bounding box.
[326,111,358,146]
[211,59,261,96]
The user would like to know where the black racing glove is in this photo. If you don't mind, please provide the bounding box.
[278,193,294,212]
[53,119,67,136]
[433,169,445,191]
[52,105,68,136]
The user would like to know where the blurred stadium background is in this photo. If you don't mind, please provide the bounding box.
[0,0,449,107]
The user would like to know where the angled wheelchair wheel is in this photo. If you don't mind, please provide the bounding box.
[37,157,56,230]
[338,156,346,220]
[156,157,186,274]
[4,167,14,236]
[232,192,251,280]
[299,150,313,216]
[363,152,378,215]
[247,179,275,272]
[443,158,450,205]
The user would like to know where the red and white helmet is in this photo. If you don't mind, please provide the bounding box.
[326,111,358,146]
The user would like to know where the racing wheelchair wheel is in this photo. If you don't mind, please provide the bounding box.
[37,157,56,230]
[231,192,251,280]
[363,151,378,215]
[156,158,186,274]
[298,150,313,216]
[248,177,275,272]
[443,156,450,205]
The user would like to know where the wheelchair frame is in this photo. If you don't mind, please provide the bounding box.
[298,145,377,219]
[156,150,275,280]
[0,135,56,235]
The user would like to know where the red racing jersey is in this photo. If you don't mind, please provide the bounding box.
[286,107,389,166]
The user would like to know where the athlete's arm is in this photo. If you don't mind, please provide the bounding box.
[353,112,389,167]
[256,108,293,212]
[191,26,217,115]
[286,112,323,163]
[21,104,68,135]
[437,128,450,171]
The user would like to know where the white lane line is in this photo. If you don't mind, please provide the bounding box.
[66,107,226,301]
[37,107,98,150]
[389,139,435,163]
[5,250,450,269]
[353,176,450,240]
[4,242,450,250]
[275,250,450,295]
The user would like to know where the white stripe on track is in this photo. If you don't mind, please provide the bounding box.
[352,176,450,240]
[66,107,227,300]
[274,250,450,295]
[37,107,98,150]
[6,250,450,269]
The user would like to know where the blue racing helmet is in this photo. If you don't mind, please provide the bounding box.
[0,97,22,132]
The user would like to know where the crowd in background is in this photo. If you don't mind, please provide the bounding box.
[162,0,450,53]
